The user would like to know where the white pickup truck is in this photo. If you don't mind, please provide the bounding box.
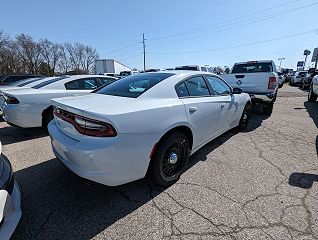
[221,60,279,115]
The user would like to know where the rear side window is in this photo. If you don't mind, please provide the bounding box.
[184,76,210,97]
[232,62,273,73]
[3,76,30,84]
[65,78,99,90]
[99,78,115,86]
[176,82,189,97]
[96,73,174,98]
[32,76,69,89]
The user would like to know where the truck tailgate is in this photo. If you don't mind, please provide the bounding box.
[222,72,275,93]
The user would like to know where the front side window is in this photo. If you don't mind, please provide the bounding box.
[206,76,231,95]
[96,73,174,98]
[184,76,210,97]
[65,78,99,90]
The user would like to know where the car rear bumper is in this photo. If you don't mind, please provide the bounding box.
[2,104,42,128]
[0,182,22,240]
[48,121,160,186]
[248,92,276,103]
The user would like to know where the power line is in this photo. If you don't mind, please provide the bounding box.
[148,29,317,55]
[148,1,318,47]
[148,0,303,41]
[99,42,141,55]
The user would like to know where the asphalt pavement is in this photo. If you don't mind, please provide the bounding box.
[1,84,317,240]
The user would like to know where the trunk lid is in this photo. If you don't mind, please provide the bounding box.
[51,94,134,139]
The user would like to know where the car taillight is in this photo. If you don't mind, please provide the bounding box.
[268,77,277,89]
[54,107,117,137]
[5,96,19,104]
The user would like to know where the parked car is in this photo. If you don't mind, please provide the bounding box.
[48,71,251,187]
[175,65,213,73]
[221,60,279,115]
[308,75,318,102]
[0,74,42,86]
[301,69,318,90]
[1,75,117,128]
[0,77,50,115]
[0,141,22,239]
[290,71,307,86]
[277,72,285,88]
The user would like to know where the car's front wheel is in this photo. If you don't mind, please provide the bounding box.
[308,84,317,102]
[149,132,189,187]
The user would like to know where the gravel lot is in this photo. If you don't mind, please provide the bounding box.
[1,85,318,240]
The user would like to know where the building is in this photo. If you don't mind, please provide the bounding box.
[95,59,131,75]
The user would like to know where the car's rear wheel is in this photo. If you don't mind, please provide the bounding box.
[263,102,274,115]
[308,84,317,102]
[149,132,189,187]
[237,103,251,130]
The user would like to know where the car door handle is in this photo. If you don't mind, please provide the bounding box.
[189,107,197,113]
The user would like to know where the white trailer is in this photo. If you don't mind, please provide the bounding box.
[95,59,131,74]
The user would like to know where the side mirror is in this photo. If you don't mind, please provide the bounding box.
[232,87,242,94]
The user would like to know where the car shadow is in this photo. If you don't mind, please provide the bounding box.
[288,101,318,190]
[288,172,318,189]
[12,113,266,240]
[0,125,47,145]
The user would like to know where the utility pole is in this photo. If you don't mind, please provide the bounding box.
[278,58,285,70]
[143,33,146,72]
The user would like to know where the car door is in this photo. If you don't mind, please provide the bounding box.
[65,78,99,96]
[177,76,221,149]
[205,75,238,131]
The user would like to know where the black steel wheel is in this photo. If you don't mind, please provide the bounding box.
[149,132,189,187]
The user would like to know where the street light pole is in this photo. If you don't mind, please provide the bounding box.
[278,58,285,70]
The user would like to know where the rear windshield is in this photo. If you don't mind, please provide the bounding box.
[232,62,273,73]
[32,76,69,89]
[95,73,174,98]
[175,66,199,71]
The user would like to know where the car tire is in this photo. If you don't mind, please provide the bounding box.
[237,103,251,130]
[308,85,317,102]
[149,132,189,187]
[263,102,274,115]
[43,109,54,129]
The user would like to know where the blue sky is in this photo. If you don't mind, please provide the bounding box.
[1,0,318,70]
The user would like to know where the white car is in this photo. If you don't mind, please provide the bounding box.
[308,75,318,102]
[0,142,22,239]
[48,71,251,187]
[0,77,52,114]
[1,75,117,128]
[291,71,307,86]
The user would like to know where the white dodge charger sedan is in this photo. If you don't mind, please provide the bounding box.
[1,75,116,128]
[48,71,251,186]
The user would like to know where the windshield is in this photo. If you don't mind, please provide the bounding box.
[95,73,174,98]
[232,62,273,73]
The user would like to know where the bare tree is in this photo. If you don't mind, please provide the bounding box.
[14,34,43,74]
[39,39,62,76]
[81,45,99,74]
